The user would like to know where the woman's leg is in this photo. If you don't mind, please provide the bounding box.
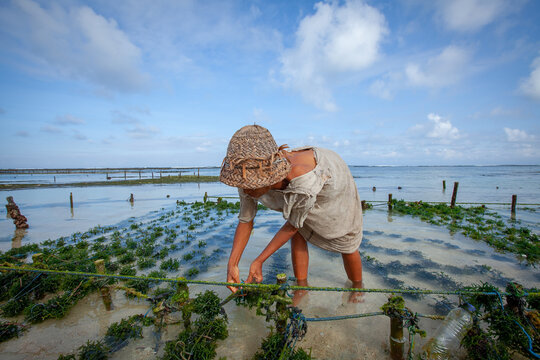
[291,232,309,281]
[341,251,364,303]
[291,232,309,306]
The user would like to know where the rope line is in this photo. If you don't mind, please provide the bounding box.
[2,266,538,297]
[304,311,384,322]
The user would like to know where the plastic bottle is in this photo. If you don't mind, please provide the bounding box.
[421,303,475,359]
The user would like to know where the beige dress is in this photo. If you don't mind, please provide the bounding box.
[238,147,363,254]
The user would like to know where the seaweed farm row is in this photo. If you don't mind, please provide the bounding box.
[0,197,539,359]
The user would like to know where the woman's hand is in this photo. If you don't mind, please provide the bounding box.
[246,259,263,284]
[227,265,241,293]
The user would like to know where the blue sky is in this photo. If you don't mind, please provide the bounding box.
[0,0,539,167]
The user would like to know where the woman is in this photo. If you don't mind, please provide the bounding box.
[220,125,364,302]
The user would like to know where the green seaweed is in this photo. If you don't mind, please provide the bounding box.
[160,258,180,271]
[0,321,26,342]
[391,200,540,265]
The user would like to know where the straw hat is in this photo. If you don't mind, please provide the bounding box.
[220,125,291,189]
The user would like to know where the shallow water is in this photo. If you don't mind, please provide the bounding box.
[0,165,539,358]
[1,200,538,359]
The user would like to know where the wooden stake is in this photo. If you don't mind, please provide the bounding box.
[175,279,191,329]
[139,171,141,179]
[390,317,405,360]
[152,172,154,179]
[275,273,287,335]
[129,194,134,203]
[442,180,446,190]
[450,182,459,208]
[198,168,200,177]
[70,192,73,209]
[94,259,112,311]
[511,194,517,214]
[124,171,127,180]
[203,192,208,203]
[388,194,393,211]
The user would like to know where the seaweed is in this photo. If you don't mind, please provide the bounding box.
[160,258,180,272]
[391,200,540,265]
[252,332,311,360]
[0,321,26,342]
[161,291,228,360]
[77,340,109,360]
[105,317,143,342]
[460,282,540,358]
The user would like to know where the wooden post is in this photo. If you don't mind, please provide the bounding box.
[175,278,190,329]
[197,168,200,178]
[139,171,141,179]
[276,273,288,335]
[70,192,73,209]
[54,176,56,183]
[450,182,459,208]
[511,195,517,215]
[390,317,404,360]
[388,194,393,211]
[160,171,162,179]
[94,259,112,311]
[217,197,222,204]
[124,171,127,180]
[106,172,108,180]
[442,180,446,190]
[203,192,208,203]
[129,194,134,203]
[361,200,367,211]
[152,172,154,179]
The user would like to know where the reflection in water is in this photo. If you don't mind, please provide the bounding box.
[11,228,26,249]
[387,211,393,223]
[70,207,74,218]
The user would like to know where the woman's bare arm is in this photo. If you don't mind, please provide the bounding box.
[227,220,253,292]
[246,221,298,283]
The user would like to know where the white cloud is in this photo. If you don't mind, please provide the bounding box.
[0,0,148,92]
[15,131,29,137]
[410,113,460,145]
[72,131,88,141]
[427,113,460,140]
[435,0,508,32]
[280,0,388,111]
[40,125,62,134]
[519,54,540,101]
[111,110,140,124]
[504,128,534,142]
[406,46,471,88]
[55,114,85,125]
[126,125,160,139]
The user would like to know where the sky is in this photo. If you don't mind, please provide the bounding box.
[0,0,539,168]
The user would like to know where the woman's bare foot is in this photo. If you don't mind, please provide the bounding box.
[348,280,365,303]
[292,279,309,306]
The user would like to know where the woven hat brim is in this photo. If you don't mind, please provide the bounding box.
[220,158,291,189]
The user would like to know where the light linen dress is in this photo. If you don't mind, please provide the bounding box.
[238,147,363,254]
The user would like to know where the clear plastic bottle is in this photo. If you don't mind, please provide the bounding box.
[421,303,475,359]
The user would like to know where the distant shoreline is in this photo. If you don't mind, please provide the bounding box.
[0,164,538,174]
[0,175,220,190]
